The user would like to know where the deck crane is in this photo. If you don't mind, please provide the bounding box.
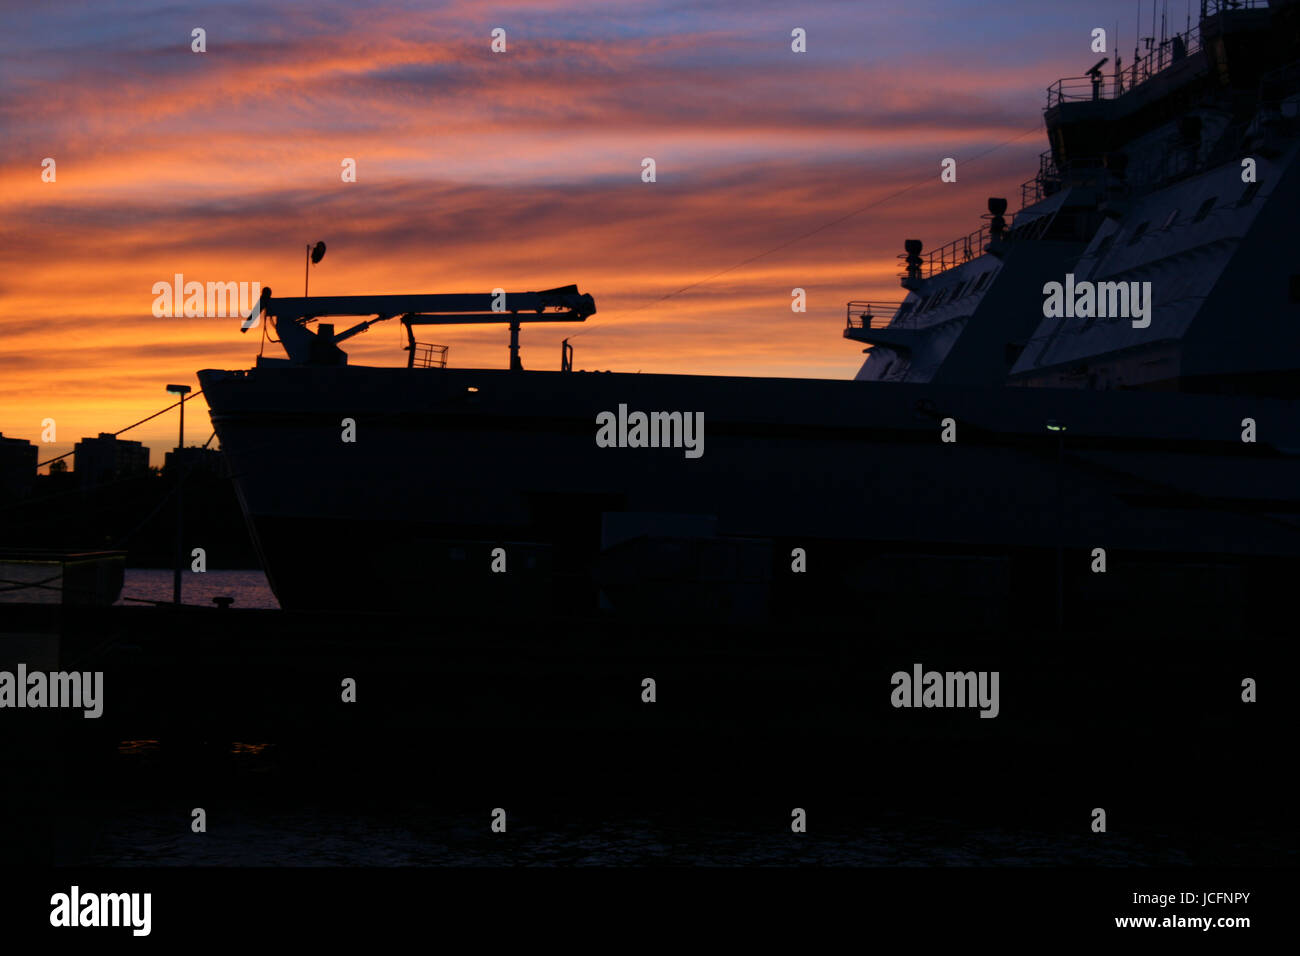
[244,285,596,371]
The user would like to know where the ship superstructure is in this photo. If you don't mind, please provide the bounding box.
[200,0,1300,628]
[850,0,1300,395]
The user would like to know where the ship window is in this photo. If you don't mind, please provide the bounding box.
[932,288,949,307]
[1127,221,1149,245]
[1162,208,1179,229]
[973,271,993,292]
[1237,182,1261,206]
[1094,233,1115,255]
[1192,197,1217,222]
[918,295,932,311]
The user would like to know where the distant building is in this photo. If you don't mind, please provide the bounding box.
[163,446,224,477]
[73,433,150,487]
[0,432,38,499]
[31,458,76,500]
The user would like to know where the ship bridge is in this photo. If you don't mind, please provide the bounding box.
[850,0,1300,391]
[1006,0,1300,393]
[1042,0,1275,203]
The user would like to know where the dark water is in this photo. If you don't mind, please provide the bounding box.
[37,572,1288,867]
[80,806,1212,867]
[58,737,1284,867]
[116,568,279,609]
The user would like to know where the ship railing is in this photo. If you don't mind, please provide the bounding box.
[1021,177,1048,207]
[1023,153,1112,207]
[1021,150,1061,206]
[846,301,908,330]
[898,223,1001,281]
[1044,2,1269,110]
[411,342,450,368]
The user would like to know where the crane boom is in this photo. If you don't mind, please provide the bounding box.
[251,284,596,369]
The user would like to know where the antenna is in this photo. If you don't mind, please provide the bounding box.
[1136,1,1142,80]
[1115,20,1122,93]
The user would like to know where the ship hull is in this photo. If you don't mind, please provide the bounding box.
[198,365,1300,631]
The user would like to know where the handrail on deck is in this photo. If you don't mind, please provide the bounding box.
[1023,152,1113,207]
[899,224,998,281]
[845,301,906,330]
[1045,1,1267,109]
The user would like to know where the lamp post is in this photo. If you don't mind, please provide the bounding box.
[166,384,191,605]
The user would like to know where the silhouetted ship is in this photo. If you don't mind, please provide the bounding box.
[201,0,1300,632]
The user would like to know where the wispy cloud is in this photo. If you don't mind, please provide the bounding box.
[0,0,1140,463]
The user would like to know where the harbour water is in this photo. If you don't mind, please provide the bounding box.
[52,573,1292,868]
[82,802,1253,867]
[115,568,280,609]
[73,737,1283,867]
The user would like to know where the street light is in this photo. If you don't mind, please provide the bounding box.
[166,384,191,605]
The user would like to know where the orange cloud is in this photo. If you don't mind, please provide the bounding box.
[1,0,1064,470]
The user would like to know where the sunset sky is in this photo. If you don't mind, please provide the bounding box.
[0,0,1151,468]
